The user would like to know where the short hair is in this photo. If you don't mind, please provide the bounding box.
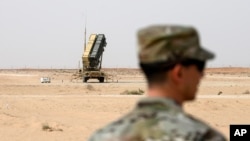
[140,59,206,85]
[139,61,176,85]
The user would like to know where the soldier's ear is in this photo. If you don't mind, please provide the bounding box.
[170,64,183,84]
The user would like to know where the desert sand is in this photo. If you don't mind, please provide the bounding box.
[0,68,250,141]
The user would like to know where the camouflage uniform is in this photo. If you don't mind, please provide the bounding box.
[88,25,227,141]
[88,97,226,141]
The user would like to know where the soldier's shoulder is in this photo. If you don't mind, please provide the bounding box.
[185,114,227,141]
[87,112,135,141]
[88,110,226,141]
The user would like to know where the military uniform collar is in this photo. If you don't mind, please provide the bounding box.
[136,97,183,113]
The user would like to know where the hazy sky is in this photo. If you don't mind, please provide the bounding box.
[1,0,250,68]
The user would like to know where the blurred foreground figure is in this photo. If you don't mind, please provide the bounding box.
[88,25,226,141]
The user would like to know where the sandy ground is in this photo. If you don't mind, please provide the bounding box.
[0,68,250,141]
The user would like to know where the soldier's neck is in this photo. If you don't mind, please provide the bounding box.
[147,84,184,107]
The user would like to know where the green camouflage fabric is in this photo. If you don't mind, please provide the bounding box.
[137,25,214,64]
[88,97,226,141]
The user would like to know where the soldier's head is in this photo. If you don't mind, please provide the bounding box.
[137,25,214,100]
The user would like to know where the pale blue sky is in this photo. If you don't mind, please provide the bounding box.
[0,0,249,68]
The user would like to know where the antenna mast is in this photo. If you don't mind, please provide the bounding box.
[84,17,87,51]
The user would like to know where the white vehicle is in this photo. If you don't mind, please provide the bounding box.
[40,77,51,83]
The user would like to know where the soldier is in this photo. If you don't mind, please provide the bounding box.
[88,25,227,141]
